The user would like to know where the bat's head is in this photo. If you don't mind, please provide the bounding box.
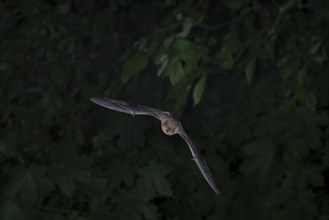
[161,118,181,135]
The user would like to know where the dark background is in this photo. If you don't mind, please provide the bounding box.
[1,0,328,219]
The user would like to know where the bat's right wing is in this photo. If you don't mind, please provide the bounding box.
[179,129,220,195]
[90,97,166,120]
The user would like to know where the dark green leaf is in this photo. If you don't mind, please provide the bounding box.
[0,200,23,220]
[165,57,185,85]
[245,59,256,84]
[122,52,148,83]
[193,74,207,106]
[139,161,173,197]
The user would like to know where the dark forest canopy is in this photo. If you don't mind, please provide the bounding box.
[0,0,328,219]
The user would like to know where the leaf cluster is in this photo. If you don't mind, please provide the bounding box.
[1,0,328,220]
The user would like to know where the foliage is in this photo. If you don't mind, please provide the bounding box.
[1,0,328,219]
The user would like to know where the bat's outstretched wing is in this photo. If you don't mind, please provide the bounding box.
[90,97,166,120]
[91,97,219,194]
[179,130,220,195]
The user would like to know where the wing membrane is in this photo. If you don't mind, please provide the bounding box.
[91,97,220,194]
[90,97,165,119]
[179,130,220,195]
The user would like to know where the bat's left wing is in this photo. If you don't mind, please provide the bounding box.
[90,97,166,120]
[178,129,220,195]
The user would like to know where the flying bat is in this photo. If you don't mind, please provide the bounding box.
[90,97,220,195]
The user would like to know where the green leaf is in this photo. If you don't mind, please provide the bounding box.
[0,200,23,220]
[245,59,256,84]
[138,161,173,197]
[0,140,16,161]
[164,36,175,49]
[241,137,276,185]
[220,53,234,70]
[207,37,217,46]
[304,92,317,111]
[281,66,292,81]
[165,57,185,85]
[156,54,169,76]
[302,165,324,188]
[226,0,248,11]
[279,0,295,14]
[0,62,10,72]
[167,80,192,116]
[58,3,70,14]
[139,202,158,220]
[297,67,306,86]
[20,170,38,202]
[122,52,148,83]
[2,165,45,203]
[173,39,193,61]
[112,189,159,220]
[193,74,207,106]
[308,41,322,55]
[48,165,75,197]
[176,18,193,38]
[264,41,275,61]
[219,35,241,70]
[107,161,136,188]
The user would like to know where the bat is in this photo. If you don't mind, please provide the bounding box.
[91,97,220,195]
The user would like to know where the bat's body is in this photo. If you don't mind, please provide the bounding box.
[91,97,220,195]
